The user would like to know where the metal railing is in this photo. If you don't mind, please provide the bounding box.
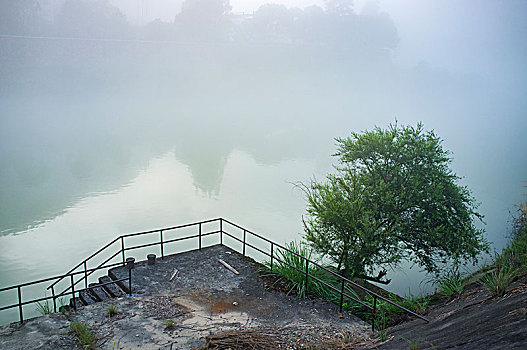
[219,218,430,330]
[0,262,131,324]
[46,218,221,309]
[1,218,429,327]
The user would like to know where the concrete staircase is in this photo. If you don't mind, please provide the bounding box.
[69,271,128,308]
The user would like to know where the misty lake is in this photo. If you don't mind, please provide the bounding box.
[1,6,526,324]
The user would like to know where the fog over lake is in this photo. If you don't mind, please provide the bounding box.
[0,0,526,322]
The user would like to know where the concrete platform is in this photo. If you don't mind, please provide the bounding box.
[0,244,373,349]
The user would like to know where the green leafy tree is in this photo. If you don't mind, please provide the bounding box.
[302,122,487,283]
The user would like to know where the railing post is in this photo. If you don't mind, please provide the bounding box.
[219,219,223,245]
[339,279,345,314]
[372,295,377,331]
[270,243,274,271]
[305,259,309,294]
[126,258,134,296]
[199,223,202,251]
[17,286,23,324]
[121,236,125,266]
[70,274,76,311]
[242,230,246,256]
[160,230,164,259]
[52,286,57,313]
[83,261,88,289]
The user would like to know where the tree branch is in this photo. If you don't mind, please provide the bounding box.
[357,270,391,285]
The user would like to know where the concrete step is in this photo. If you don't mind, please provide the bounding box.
[69,298,83,309]
[78,290,98,305]
[99,276,126,298]
[88,283,110,302]
[108,269,130,295]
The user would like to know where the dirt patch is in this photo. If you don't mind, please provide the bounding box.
[142,295,190,320]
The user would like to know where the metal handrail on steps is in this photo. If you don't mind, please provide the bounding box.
[0,262,131,324]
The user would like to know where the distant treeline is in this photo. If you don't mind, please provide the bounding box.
[0,0,398,49]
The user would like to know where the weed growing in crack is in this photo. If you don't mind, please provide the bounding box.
[70,321,96,350]
[107,306,117,317]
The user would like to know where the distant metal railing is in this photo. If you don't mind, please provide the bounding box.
[1,218,429,327]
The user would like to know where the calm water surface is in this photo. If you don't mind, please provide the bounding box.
[0,39,525,324]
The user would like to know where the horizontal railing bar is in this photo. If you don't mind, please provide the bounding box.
[78,236,121,269]
[123,241,160,251]
[306,260,371,293]
[222,231,305,276]
[354,287,429,321]
[163,230,218,245]
[303,274,340,293]
[122,218,221,238]
[0,302,23,312]
[163,233,199,244]
[197,230,218,238]
[48,218,219,290]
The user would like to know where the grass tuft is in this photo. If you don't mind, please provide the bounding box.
[107,306,117,317]
[427,267,464,298]
[166,319,175,329]
[377,328,388,342]
[70,321,96,349]
[263,241,333,299]
[478,263,519,297]
[402,337,420,350]
[35,300,52,315]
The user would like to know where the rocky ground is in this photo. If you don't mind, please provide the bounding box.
[369,275,527,350]
[2,244,526,349]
